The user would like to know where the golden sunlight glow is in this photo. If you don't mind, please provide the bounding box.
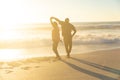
[0,0,49,26]
[0,0,120,25]
[0,49,24,62]
[0,0,24,25]
[0,27,24,41]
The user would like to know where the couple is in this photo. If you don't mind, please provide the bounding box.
[50,17,76,59]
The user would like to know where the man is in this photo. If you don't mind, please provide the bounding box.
[50,17,76,58]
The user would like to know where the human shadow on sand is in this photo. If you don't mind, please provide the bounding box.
[61,60,117,80]
[71,57,120,75]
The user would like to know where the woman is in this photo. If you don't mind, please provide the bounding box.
[50,17,61,59]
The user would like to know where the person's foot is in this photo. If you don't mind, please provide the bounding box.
[67,54,70,58]
[56,56,61,60]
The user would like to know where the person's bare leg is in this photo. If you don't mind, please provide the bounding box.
[52,42,60,59]
[68,38,72,57]
[64,38,69,58]
[65,37,72,58]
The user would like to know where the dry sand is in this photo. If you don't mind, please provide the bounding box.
[0,48,120,80]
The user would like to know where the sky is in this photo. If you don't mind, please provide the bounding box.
[0,0,120,24]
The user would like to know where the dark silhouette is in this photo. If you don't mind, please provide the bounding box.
[50,17,61,59]
[51,17,76,58]
[71,57,120,75]
[61,60,117,80]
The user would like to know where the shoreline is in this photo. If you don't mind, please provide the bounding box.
[1,47,120,63]
[0,47,120,80]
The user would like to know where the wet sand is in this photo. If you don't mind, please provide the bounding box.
[0,48,120,80]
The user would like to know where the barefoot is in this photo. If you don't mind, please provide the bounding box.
[67,55,70,58]
[56,56,61,60]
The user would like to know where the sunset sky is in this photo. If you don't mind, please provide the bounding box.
[0,0,120,24]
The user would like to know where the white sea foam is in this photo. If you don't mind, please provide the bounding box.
[0,22,120,56]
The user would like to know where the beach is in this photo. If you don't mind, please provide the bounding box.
[0,48,120,80]
[0,0,120,79]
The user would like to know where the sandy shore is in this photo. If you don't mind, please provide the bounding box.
[0,48,120,80]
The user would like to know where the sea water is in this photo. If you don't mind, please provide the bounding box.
[0,22,120,60]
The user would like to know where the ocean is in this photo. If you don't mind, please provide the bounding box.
[0,22,120,61]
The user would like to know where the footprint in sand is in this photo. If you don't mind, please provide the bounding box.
[5,70,13,74]
[21,66,31,70]
[34,66,40,68]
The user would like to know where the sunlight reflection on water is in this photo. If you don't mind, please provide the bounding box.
[0,49,25,62]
